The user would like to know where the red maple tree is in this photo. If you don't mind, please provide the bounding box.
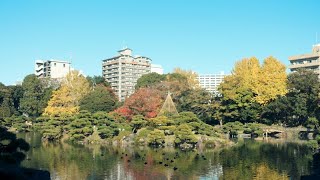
[115,88,163,120]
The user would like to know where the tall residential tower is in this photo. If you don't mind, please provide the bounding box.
[102,48,152,101]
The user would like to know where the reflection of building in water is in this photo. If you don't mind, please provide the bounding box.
[105,162,134,180]
[199,164,223,179]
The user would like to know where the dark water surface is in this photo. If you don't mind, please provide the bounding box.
[18,132,316,180]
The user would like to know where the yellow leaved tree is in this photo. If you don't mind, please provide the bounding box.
[232,57,260,90]
[219,56,287,104]
[254,56,287,104]
[44,70,90,116]
[219,57,260,102]
[173,68,200,89]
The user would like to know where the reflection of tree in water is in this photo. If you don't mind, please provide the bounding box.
[117,147,223,180]
[0,126,29,164]
[0,127,50,179]
[20,132,119,180]
[300,152,320,179]
[219,140,313,179]
[19,133,316,179]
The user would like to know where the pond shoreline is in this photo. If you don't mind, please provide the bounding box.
[18,132,317,180]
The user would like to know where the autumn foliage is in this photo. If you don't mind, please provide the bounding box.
[220,56,287,105]
[115,88,163,119]
[44,71,90,116]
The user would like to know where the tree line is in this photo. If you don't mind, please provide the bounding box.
[1,56,320,149]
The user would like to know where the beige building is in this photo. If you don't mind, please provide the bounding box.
[289,44,320,76]
[102,48,152,101]
[35,60,71,79]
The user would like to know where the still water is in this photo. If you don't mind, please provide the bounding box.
[18,132,317,180]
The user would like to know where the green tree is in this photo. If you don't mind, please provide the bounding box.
[130,115,147,132]
[0,84,14,119]
[174,124,197,146]
[135,72,166,89]
[20,74,50,117]
[80,85,117,113]
[87,75,110,87]
[0,126,29,164]
[7,85,24,115]
[219,84,260,123]
[287,69,320,126]
[147,129,165,146]
[178,88,214,123]
[261,69,320,127]
[261,95,292,125]
[68,111,93,142]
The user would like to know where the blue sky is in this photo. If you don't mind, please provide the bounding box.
[1,0,320,85]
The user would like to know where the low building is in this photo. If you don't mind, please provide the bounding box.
[197,72,227,95]
[35,60,71,79]
[151,64,164,74]
[289,44,320,76]
[102,48,152,101]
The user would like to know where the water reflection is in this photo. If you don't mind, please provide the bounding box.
[18,133,314,180]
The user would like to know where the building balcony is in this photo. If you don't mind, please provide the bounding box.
[289,53,320,61]
[35,71,44,76]
[288,61,320,69]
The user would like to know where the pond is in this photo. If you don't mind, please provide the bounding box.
[18,132,318,180]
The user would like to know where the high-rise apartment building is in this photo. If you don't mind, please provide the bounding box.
[35,60,71,79]
[102,48,152,101]
[197,72,227,95]
[289,44,320,76]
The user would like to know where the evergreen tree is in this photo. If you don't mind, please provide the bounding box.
[20,74,48,117]
[80,85,117,113]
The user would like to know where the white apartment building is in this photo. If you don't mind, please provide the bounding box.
[151,64,164,74]
[102,48,152,101]
[35,60,71,79]
[197,72,227,95]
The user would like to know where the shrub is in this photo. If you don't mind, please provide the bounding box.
[159,125,176,135]
[134,128,152,146]
[174,124,197,146]
[147,129,165,147]
[307,140,319,151]
[223,121,244,136]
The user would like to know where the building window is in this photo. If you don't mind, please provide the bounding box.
[54,63,56,66]
[63,64,66,67]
